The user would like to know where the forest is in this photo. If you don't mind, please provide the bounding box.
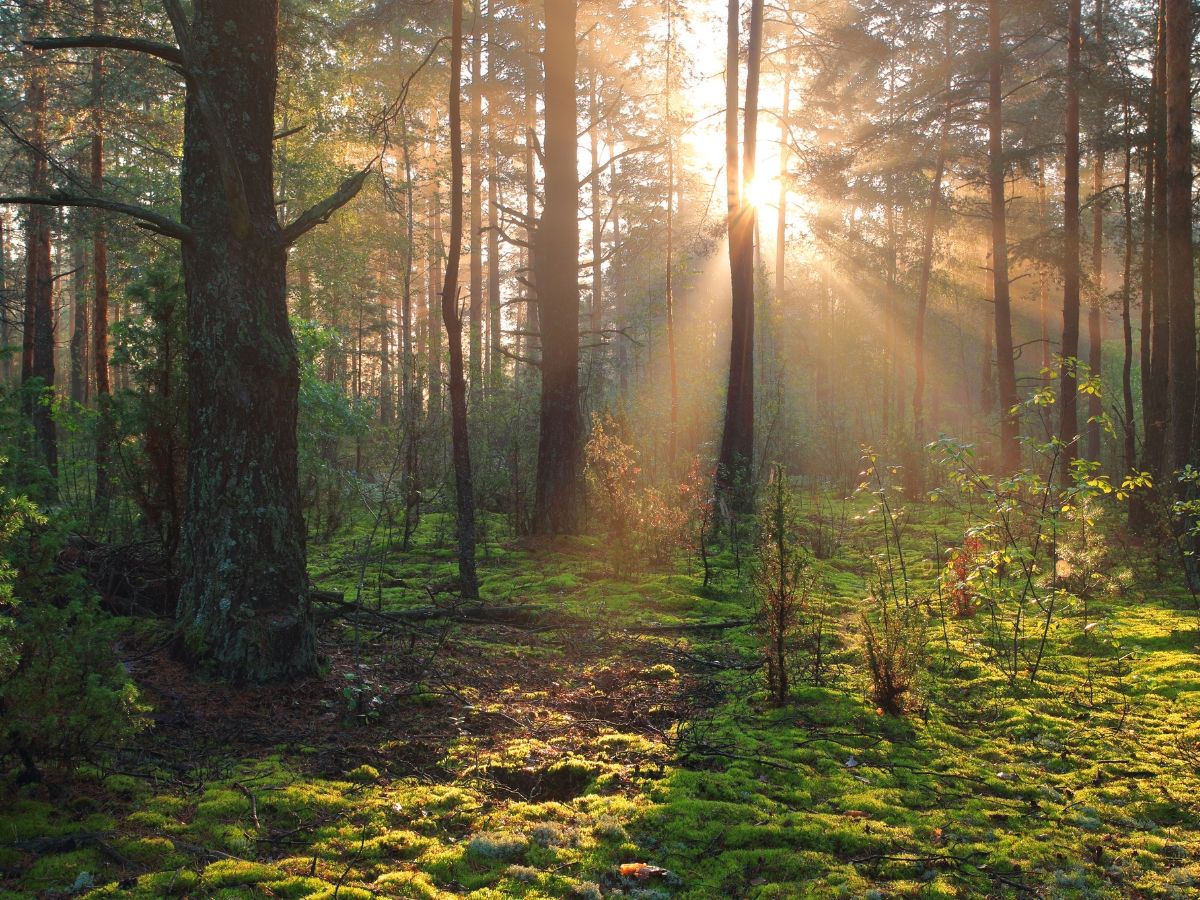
[1,0,1199,896]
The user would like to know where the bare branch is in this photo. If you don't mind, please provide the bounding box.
[0,193,192,242]
[280,163,374,246]
[24,34,183,66]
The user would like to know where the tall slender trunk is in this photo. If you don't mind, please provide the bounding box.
[1165,0,1195,471]
[427,109,444,412]
[1060,0,1082,481]
[521,2,540,367]
[588,47,604,397]
[70,229,88,404]
[380,286,393,424]
[988,0,1020,472]
[1039,163,1052,373]
[1086,0,1105,463]
[468,0,483,408]
[486,3,502,393]
[774,63,790,302]
[1143,6,1170,486]
[532,0,581,534]
[22,0,57,484]
[717,0,763,500]
[1120,97,1136,474]
[611,154,627,402]
[0,216,8,383]
[92,0,112,504]
[442,0,479,597]
[664,0,678,464]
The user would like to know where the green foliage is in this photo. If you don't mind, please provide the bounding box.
[0,477,145,777]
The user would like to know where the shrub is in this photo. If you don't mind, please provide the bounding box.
[0,475,145,779]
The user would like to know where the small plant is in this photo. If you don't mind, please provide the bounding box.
[754,465,812,705]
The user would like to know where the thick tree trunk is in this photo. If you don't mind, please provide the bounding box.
[174,0,314,682]
[987,0,1020,472]
[1060,0,1082,481]
[442,0,479,597]
[1164,0,1195,471]
[532,0,581,534]
[717,0,763,501]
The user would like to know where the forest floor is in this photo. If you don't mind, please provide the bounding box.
[2,497,1200,898]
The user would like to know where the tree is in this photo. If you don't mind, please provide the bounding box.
[532,0,582,534]
[441,0,480,598]
[1164,0,1194,472]
[1060,0,1082,480]
[12,0,369,681]
[717,0,764,503]
[987,0,1020,473]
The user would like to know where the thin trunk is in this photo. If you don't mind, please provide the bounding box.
[1060,0,1082,481]
[22,0,57,484]
[469,0,483,408]
[486,2,502,392]
[612,154,627,401]
[532,0,581,534]
[664,0,678,463]
[442,0,479,598]
[588,46,604,398]
[1121,97,1136,474]
[988,0,1020,472]
[1165,0,1195,470]
[1086,0,1105,462]
[92,0,112,504]
[1039,163,1052,372]
[774,63,790,302]
[1143,5,1170,486]
[70,229,88,404]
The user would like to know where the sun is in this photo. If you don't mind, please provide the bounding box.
[743,175,773,210]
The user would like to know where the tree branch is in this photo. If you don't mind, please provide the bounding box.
[0,194,192,242]
[23,34,183,67]
[280,163,374,246]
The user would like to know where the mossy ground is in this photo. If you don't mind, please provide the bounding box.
[3,499,1199,897]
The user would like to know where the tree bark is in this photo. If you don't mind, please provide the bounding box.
[441,0,480,598]
[717,0,763,501]
[21,0,57,485]
[1060,0,1082,481]
[469,0,484,408]
[532,0,582,534]
[1086,0,1105,463]
[174,0,315,682]
[1120,97,1136,475]
[92,0,112,506]
[987,0,1020,472]
[664,0,678,464]
[1165,0,1195,471]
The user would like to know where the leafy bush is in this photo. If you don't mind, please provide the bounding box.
[0,470,145,779]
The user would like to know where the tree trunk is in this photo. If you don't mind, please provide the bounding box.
[70,230,88,404]
[486,2,502,393]
[589,48,605,399]
[775,61,790,303]
[21,0,57,485]
[987,0,1020,472]
[1120,97,1136,475]
[664,0,678,464]
[92,0,112,506]
[717,0,763,501]
[1165,0,1195,471]
[532,0,581,534]
[1060,0,1082,481]
[441,0,480,598]
[174,0,315,682]
[469,0,484,408]
[1143,6,1170,488]
[1086,0,1105,463]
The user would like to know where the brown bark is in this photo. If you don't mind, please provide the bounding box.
[70,230,88,404]
[988,0,1020,472]
[717,0,764,500]
[92,0,112,505]
[1120,98,1136,474]
[1143,6,1170,486]
[1165,0,1195,470]
[532,0,582,534]
[441,0,479,598]
[469,0,483,407]
[1086,0,1105,463]
[664,0,678,464]
[1060,0,1082,480]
